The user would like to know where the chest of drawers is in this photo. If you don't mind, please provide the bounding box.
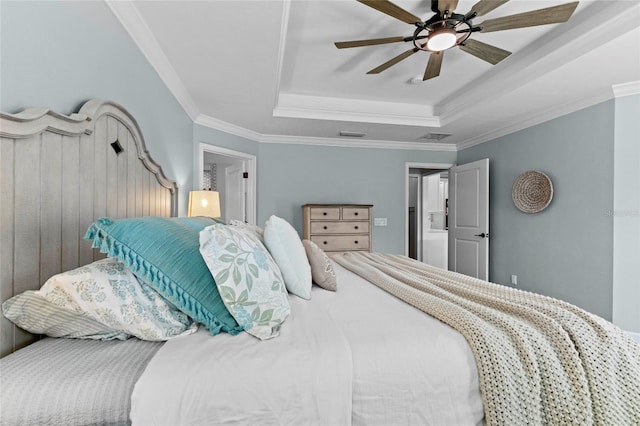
[302,204,373,255]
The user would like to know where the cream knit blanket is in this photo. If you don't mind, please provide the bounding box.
[333,252,640,426]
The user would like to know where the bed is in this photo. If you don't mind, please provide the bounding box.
[1,100,638,426]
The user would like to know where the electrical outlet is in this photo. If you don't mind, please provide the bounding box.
[511,275,518,286]
[374,218,387,226]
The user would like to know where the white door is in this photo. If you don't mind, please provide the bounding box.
[448,159,489,280]
[224,164,245,222]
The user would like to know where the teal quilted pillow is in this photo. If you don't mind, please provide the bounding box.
[84,216,241,336]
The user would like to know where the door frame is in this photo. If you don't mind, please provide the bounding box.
[405,162,454,258]
[198,143,257,225]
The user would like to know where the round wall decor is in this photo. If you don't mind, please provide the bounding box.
[512,170,553,213]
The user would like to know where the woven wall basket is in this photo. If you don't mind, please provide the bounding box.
[512,171,554,213]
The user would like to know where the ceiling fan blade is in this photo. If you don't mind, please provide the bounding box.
[479,1,579,33]
[465,0,509,18]
[335,36,407,49]
[423,51,444,80]
[367,48,419,74]
[438,0,459,14]
[459,39,511,65]
[357,0,422,24]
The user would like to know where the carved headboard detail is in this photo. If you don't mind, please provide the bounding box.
[0,100,178,356]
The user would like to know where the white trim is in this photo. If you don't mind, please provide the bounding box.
[198,143,257,225]
[613,81,640,98]
[195,114,263,142]
[274,94,440,127]
[259,133,457,151]
[456,89,613,151]
[404,162,454,257]
[106,0,200,121]
[195,113,456,151]
[273,0,292,115]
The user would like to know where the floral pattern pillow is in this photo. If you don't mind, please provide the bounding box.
[37,258,196,341]
[199,224,290,340]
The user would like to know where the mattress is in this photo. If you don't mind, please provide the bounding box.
[131,261,484,425]
[0,337,163,426]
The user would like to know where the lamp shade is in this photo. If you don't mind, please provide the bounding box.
[188,191,221,218]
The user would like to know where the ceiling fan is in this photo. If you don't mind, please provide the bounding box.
[335,0,579,80]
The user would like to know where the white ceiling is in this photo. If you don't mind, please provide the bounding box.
[111,0,640,150]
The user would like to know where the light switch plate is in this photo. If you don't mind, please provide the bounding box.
[374,218,387,226]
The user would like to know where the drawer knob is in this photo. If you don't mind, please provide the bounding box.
[355,240,359,244]
[323,241,327,245]
[323,226,327,230]
[354,226,359,230]
[323,212,327,216]
[354,212,359,216]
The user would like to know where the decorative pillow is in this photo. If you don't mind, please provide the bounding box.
[34,258,196,341]
[84,216,242,336]
[263,215,312,300]
[302,239,337,292]
[2,291,127,340]
[199,224,290,340]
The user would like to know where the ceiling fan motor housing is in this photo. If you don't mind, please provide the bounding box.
[413,13,473,52]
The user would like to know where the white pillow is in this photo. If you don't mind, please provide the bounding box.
[263,215,312,299]
[199,224,290,340]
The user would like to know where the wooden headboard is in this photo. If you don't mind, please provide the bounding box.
[0,100,178,356]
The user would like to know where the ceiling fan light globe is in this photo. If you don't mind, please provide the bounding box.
[427,30,457,51]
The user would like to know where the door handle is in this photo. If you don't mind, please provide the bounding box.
[474,233,489,238]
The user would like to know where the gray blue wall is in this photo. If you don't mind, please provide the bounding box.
[257,143,455,254]
[613,94,640,331]
[458,101,616,320]
[0,1,194,214]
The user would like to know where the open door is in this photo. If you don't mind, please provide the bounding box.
[224,164,246,223]
[448,159,489,280]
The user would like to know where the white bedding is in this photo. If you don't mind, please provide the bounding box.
[131,261,484,425]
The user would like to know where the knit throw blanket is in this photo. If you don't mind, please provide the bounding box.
[333,252,640,426]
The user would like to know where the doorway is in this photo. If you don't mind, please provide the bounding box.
[405,159,490,280]
[198,143,257,225]
[405,162,453,267]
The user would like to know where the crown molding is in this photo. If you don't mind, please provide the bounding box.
[195,113,454,151]
[274,93,440,127]
[194,114,263,142]
[613,81,640,98]
[456,88,613,151]
[106,0,200,121]
[259,133,457,151]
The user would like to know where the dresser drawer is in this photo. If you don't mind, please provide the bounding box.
[309,207,340,220]
[342,207,369,220]
[310,221,369,235]
[311,235,370,251]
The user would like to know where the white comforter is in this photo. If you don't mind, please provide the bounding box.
[131,262,484,425]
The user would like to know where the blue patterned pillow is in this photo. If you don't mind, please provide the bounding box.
[84,216,241,335]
